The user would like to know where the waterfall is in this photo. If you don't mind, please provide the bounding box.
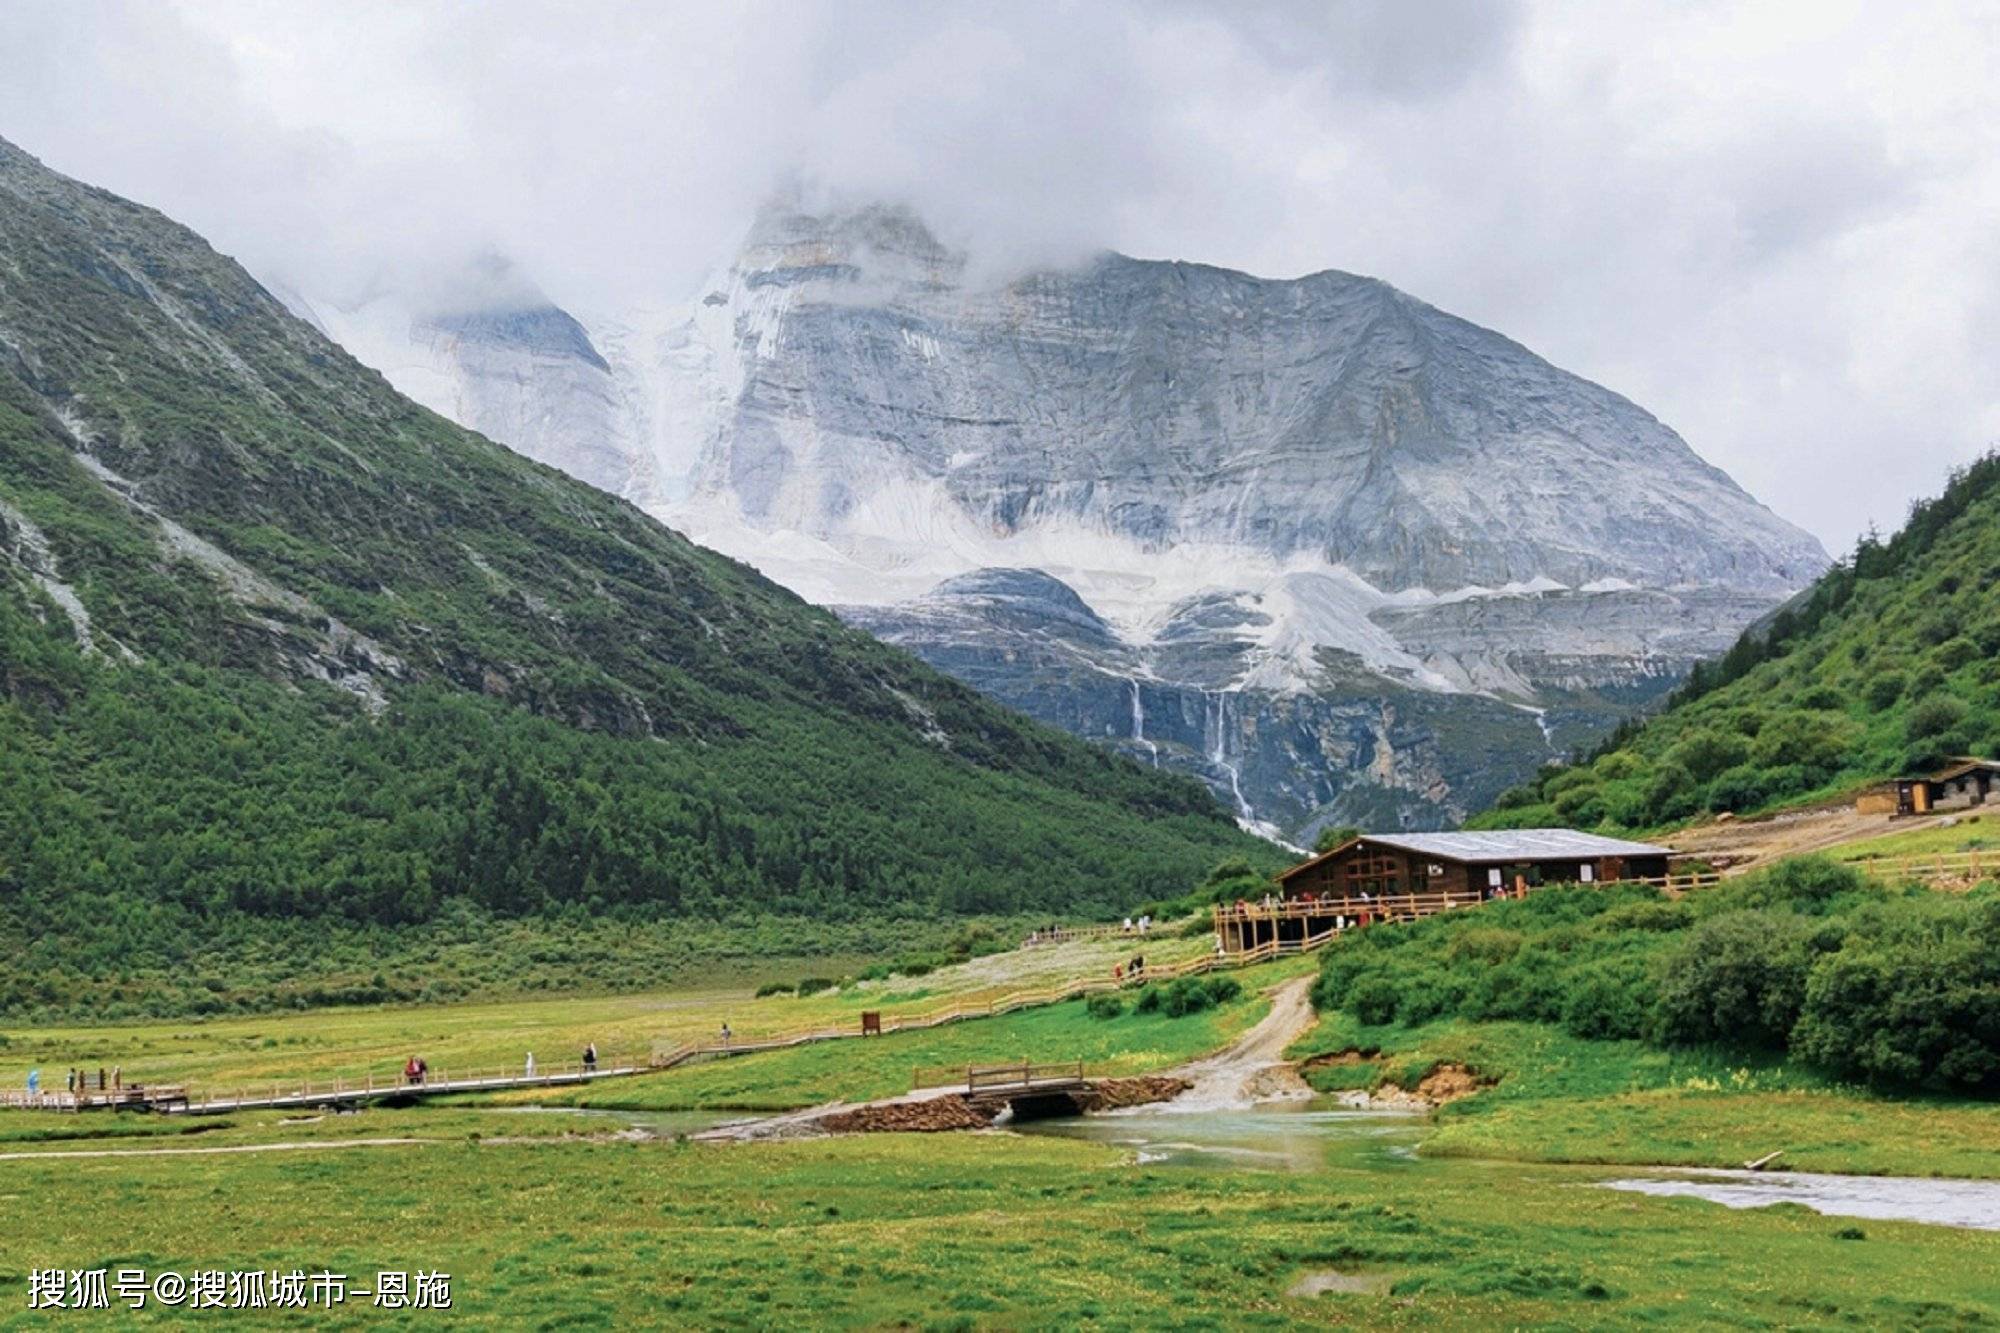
[1206,689,1255,824]
[1128,678,1159,766]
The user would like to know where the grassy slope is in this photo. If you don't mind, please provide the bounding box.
[0,134,1275,1018]
[1474,452,2000,832]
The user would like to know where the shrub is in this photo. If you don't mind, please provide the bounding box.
[1133,985,1164,1015]
[1933,636,1981,672]
[1085,991,1125,1021]
[1560,955,1655,1040]
[1866,672,1909,710]
[795,977,835,996]
[1313,825,1361,854]
[1593,751,1645,781]
[1654,912,1808,1049]
[1347,974,1402,1026]
[1749,712,1851,780]
[1552,783,1607,826]
[1792,909,2000,1090]
[1395,966,1469,1025]
[1706,764,1768,814]
[1795,684,1845,712]
[1667,730,1751,783]
[1643,760,1700,823]
[754,981,794,998]
[1735,855,1865,913]
[1906,693,1970,741]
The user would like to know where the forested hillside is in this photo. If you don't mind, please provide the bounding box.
[0,137,1270,1016]
[1476,452,2000,830]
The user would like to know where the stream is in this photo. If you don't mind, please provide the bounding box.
[1019,1096,2000,1232]
[1601,1168,2000,1231]
[1013,1099,1425,1172]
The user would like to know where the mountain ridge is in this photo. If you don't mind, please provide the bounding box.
[298,198,1826,838]
[0,133,1269,1016]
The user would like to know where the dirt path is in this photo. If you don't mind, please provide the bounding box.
[1164,976,1318,1109]
[1672,804,1957,869]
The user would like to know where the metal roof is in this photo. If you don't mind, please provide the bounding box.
[1356,829,1674,864]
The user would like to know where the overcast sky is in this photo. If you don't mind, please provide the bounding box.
[5,0,1996,554]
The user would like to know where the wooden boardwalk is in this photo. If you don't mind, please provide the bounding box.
[2,1063,649,1115]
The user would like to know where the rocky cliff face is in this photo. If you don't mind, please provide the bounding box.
[303,203,1828,840]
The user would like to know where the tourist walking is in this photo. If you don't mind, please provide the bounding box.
[583,1043,598,1072]
[720,1022,732,1048]
[525,1052,536,1078]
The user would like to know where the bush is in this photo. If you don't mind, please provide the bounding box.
[1085,991,1125,1021]
[1906,693,1970,741]
[1132,985,1163,1015]
[1933,636,1981,672]
[1734,855,1865,913]
[1706,764,1768,814]
[1593,751,1646,781]
[1792,906,2000,1090]
[1347,974,1402,1026]
[754,981,794,998]
[1667,730,1751,783]
[1749,712,1850,780]
[1866,672,1909,710]
[1560,955,1654,1041]
[1552,783,1607,826]
[1654,912,1807,1049]
[795,977,835,997]
[1313,825,1362,854]
[1643,761,1700,823]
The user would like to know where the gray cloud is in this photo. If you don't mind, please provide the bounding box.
[1,0,1994,553]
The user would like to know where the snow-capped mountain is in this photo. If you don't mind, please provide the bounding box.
[298,204,1827,840]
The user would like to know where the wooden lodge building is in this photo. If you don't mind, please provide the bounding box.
[1216,828,1675,954]
[1855,757,2000,818]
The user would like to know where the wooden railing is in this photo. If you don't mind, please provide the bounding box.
[1213,871,1730,929]
[1837,848,2000,884]
[1020,917,1187,947]
[965,1060,1086,1093]
[4,1055,648,1116]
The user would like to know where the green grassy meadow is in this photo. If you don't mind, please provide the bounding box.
[0,932,1215,1094]
[1293,1014,2000,1180]
[3,1117,1996,1329]
[1832,811,2000,862]
[493,965,1308,1112]
[3,916,1997,1326]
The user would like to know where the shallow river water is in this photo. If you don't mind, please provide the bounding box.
[1011,1099,1426,1173]
[1015,1098,2000,1232]
[1602,1168,2000,1231]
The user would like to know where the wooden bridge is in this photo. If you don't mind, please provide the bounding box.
[962,1060,1090,1107]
